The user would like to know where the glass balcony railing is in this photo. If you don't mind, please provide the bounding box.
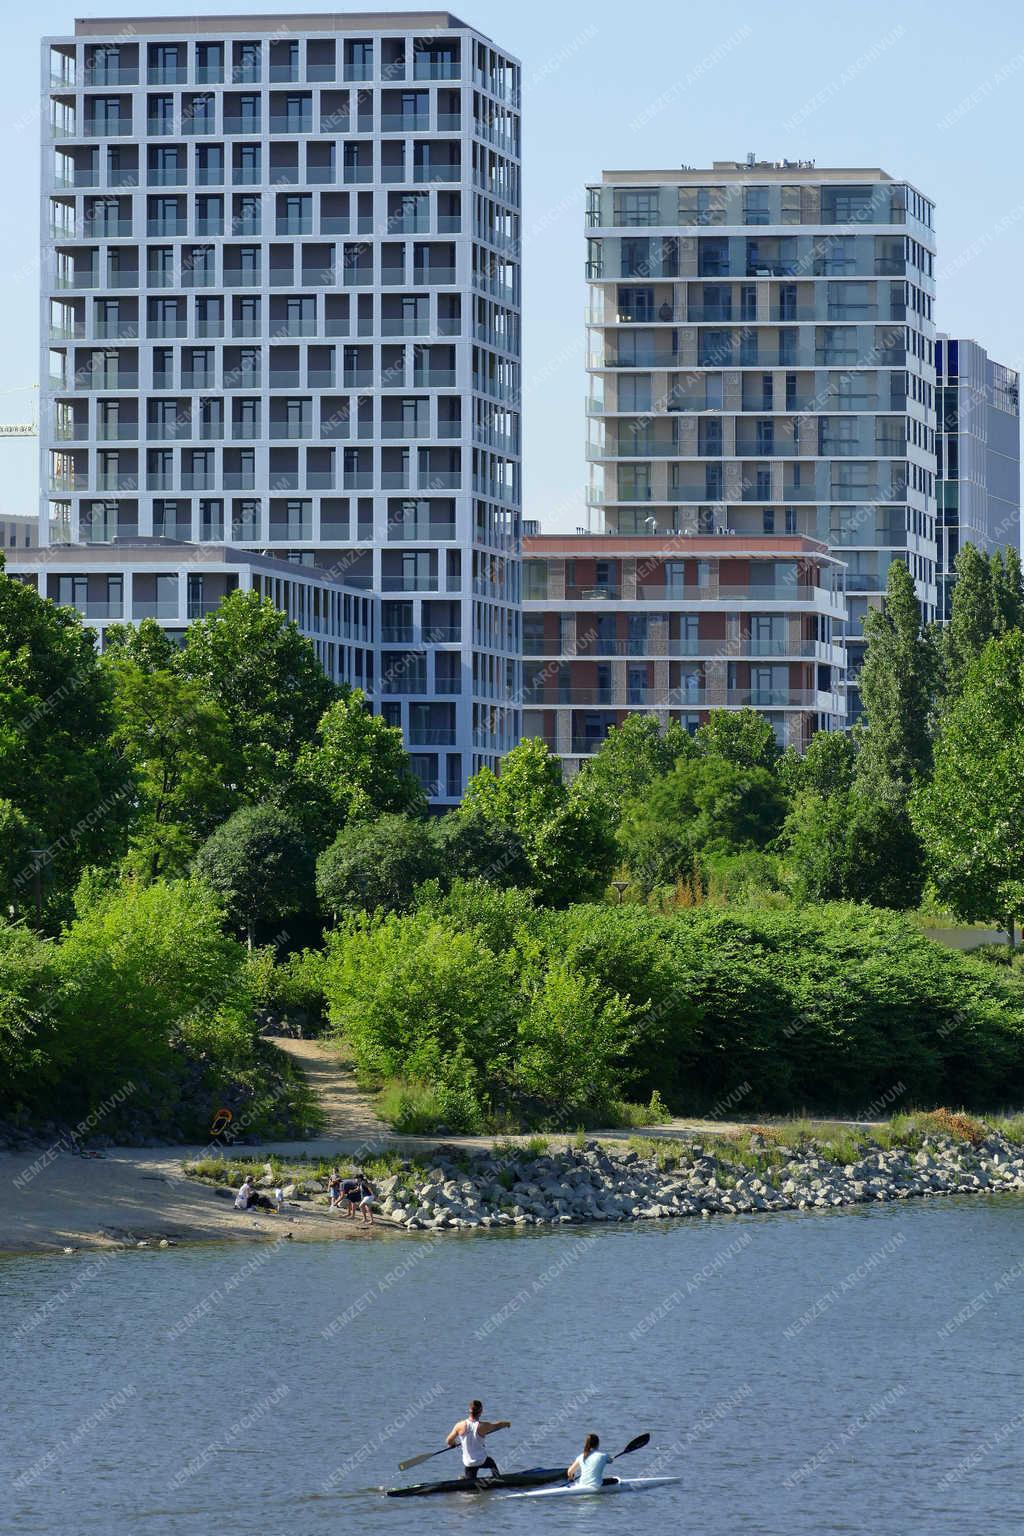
[268,521,313,540]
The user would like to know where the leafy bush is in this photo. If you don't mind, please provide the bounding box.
[2,876,322,1138]
[0,923,60,1109]
[322,904,633,1129]
[322,898,1024,1124]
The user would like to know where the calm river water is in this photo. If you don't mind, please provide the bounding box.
[3,1197,1023,1535]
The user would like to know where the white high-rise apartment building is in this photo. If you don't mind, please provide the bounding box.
[585,160,937,722]
[37,11,521,804]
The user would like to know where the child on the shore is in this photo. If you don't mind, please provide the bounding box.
[327,1169,342,1210]
[357,1173,375,1226]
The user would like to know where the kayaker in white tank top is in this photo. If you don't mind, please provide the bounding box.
[446,1401,512,1481]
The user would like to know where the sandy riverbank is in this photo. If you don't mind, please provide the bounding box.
[0,1118,787,1255]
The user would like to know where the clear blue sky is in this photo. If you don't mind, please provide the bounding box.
[4,0,1023,530]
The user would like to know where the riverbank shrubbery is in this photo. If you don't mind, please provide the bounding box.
[0,878,320,1141]
[320,884,1024,1130]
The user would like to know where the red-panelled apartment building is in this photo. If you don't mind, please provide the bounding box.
[521,527,846,771]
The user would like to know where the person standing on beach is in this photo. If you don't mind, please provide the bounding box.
[357,1173,375,1225]
[327,1169,342,1210]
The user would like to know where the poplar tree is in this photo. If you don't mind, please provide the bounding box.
[856,558,935,788]
[991,547,1024,634]
[944,542,995,698]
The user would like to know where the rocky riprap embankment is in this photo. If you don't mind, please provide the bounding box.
[368,1133,1024,1230]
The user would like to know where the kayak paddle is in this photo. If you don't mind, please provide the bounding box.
[610,1432,650,1461]
[399,1424,508,1472]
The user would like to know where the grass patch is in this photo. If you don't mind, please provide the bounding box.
[183,1149,426,1188]
[608,1090,671,1129]
[376,1079,450,1135]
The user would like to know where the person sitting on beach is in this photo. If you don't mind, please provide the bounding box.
[234,1177,255,1211]
[357,1173,375,1225]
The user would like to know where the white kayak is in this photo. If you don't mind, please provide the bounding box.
[507,1475,680,1498]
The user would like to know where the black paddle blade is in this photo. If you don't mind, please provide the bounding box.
[614,1432,651,1459]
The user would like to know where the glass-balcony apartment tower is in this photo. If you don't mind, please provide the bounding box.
[935,336,1020,622]
[585,160,937,722]
[40,11,522,804]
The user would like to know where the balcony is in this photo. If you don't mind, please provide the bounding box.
[83,68,138,85]
[94,472,138,491]
[94,322,139,340]
[268,421,313,439]
[413,370,457,387]
[270,115,313,134]
[82,120,133,137]
[602,352,680,369]
[65,598,126,619]
[85,219,133,239]
[412,165,461,183]
[562,584,621,601]
[223,118,262,135]
[133,600,182,619]
[268,521,313,540]
[381,113,429,132]
[388,522,457,540]
[408,727,456,745]
[380,574,438,592]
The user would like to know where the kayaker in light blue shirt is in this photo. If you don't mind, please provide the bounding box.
[567,1433,612,1490]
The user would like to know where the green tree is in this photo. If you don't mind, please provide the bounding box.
[575,714,693,820]
[433,807,532,889]
[694,708,781,770]
[778,730,857,798]
[102,617,178,672]
[945,543,996,698]
[293,690,425,842]
[0,565,130,920]
[107,658,235,879]
[463,739,616,906]
[316,813,441,917]
[621,755,788,894]
[913,631,1024,941]
[992,547,1024,635]
[178,590,338,798]
[195,803,314,946]
[857,558,935,788]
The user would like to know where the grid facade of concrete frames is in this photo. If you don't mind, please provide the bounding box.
[584,163,937,724]
[521,533,847,769]
[41,11,522,804]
